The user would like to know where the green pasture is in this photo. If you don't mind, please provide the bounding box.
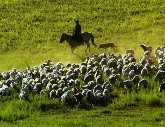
[0,0,165,126]
[0,0,165,71]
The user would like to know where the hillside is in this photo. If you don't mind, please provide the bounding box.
[0,0,165,71]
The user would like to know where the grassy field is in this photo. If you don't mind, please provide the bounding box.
[0,0,165,126]
[0,0,165,71]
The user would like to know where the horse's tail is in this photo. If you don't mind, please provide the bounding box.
[91,33,97,47]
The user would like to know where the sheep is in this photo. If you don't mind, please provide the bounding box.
[0,84,9,96]
[140,44,152,53]
[138,79,149,90]
[86,90,95,104]
[107,58,117,69]
[102,82,113,92]
[19,91,28,100]
[49,89,57,99]
[141,67,148,77]
[56,88,63,98]
[119,80,134,90]
[109,74,120,84]
[87,81,96,90]
[102,89,111,104]
[61,90,77,106]
[100,58,107,66]
[154,46,165,59]
[139,55,148,65]
[84,73,94,84]
[75,92,83,103]
[159,82,165,92]
[128,70,135,79]
[33,83,42,94]
[155,70,165,81]
[93,84,102,94]
[132,75,140,85]
[103,67,111,76]
[125,49,134,55]
[46,82,52,91]
[95,75,104,85]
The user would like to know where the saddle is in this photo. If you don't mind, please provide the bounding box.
[72,34,84,44]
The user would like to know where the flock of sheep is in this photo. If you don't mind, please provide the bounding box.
[0,44,165,107]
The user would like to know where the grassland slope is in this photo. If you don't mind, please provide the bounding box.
[0,0,165,70]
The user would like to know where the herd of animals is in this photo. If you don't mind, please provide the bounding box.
[0,44,165,107]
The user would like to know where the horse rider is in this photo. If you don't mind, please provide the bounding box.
[72,20,83,44]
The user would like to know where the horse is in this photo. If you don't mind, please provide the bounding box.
[60,32,97,53]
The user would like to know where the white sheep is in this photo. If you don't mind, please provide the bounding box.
[125,49,134,55]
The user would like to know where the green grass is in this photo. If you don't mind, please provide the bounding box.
[0,0,165,126]
[0,101,165,127]
[0,0,165,71]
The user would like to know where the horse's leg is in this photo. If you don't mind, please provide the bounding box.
[71,47,74,53]
[71,47,76,53]
[85,42,90,53]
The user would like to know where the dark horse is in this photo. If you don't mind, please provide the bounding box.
[60,32,97,53]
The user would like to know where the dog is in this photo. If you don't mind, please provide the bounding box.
[98,43,117,51]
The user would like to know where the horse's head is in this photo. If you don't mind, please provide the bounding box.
[60,33,67,43]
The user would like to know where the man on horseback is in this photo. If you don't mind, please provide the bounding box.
[72,20,84,44]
